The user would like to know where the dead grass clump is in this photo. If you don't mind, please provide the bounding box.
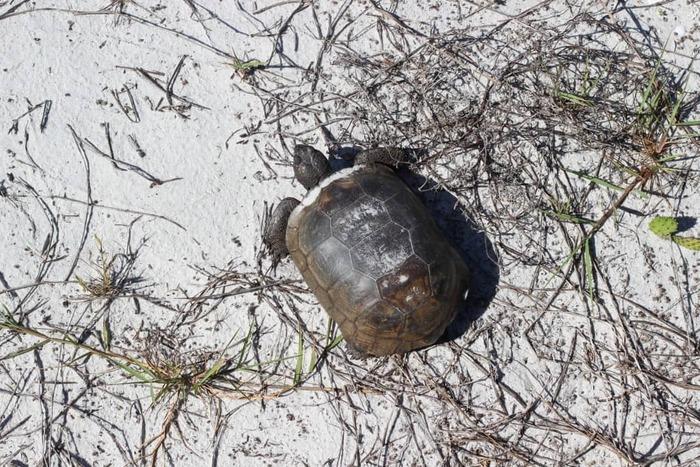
[75,236,142,301]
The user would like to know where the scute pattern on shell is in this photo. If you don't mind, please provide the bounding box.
[287,164,469,356]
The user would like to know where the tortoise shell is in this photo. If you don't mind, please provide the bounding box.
[286,164,470,356]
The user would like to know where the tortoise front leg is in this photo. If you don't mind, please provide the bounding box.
[355,147,410,168]
[263,197,300,264]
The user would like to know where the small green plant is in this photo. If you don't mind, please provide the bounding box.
[541,196,593,225]
[228,57,265,79]
[630,60,700,182]
[648,216,700,251]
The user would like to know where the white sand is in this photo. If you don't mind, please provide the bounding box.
[1,1,699,466]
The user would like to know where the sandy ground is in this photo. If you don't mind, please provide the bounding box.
[1,1,700,466]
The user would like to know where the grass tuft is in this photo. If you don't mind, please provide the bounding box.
[74,236,141,301]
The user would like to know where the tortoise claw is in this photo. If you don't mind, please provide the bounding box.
[344,341,371,360]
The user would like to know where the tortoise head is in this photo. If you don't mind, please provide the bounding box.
[294,145,331,190]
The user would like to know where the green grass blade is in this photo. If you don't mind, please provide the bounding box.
[567,169,648,199]
[569,169,624,191]
[557,92,593,107]
[328,334,344,351]
[114,360,155,383]
[101,316,112,351]
[584,238,595,302]
[196,358,226,390]
[676,120,700,127]
[235,324,254,369]
[307,349,318,374]
[293,324,304,385]
[0,340,49,361]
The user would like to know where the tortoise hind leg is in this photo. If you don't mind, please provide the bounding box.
[263,197,300,265]
[355,148,410,168]
[344,341,371,360]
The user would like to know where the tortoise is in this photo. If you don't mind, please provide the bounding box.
[264,145,470,357]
